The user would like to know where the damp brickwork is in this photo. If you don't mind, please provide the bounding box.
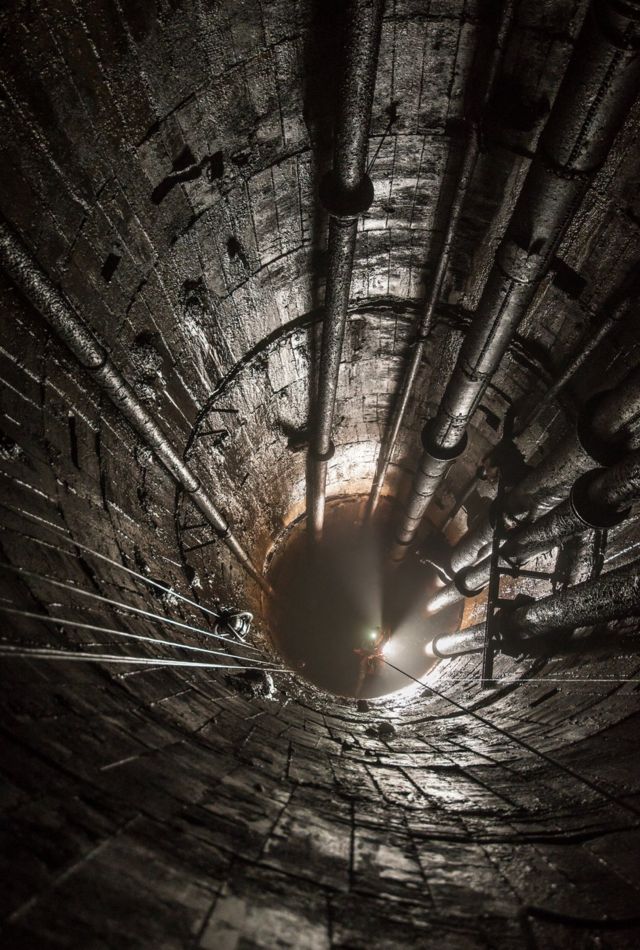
[1,0,638,511]
[3,251,640,945]
[1,0,640,946]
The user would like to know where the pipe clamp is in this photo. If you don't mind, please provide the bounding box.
[319,171,374,218]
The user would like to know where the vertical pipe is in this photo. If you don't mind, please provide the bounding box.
[308,0,385,540]
[366,0,515,519]
[391,0,640,561]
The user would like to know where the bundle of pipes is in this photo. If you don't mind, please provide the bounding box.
[365,0,515,519]
[427,447,640,617]
[0,220,272,595]
[391,0,640,563]
[308,0,384,540]
[451,362,640,577]
[514,269,640,436]
[428,557,640,659]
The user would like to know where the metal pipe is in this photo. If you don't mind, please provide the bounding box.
[0,219,271,594]
[508,557,640,640]
[426,555,491,616]
[509,363,640,517]
[427,624,486,659]
[515,272,640,435]
[502,449,640,563]
[391,0,640,561]
[451,361,640,575]
[308,0,384,539]
[428,557,640,656]
[366,1,515,520]
[428,448,640,615]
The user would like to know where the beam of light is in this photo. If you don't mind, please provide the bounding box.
[0,563,261,651]
[0,604,281,666]
[0,501,233,625]
[0,643,286,670]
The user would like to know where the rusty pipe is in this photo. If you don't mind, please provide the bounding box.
[501,449,640,563]
[514,270,640,435]
[308,0,385,539]
[366,0,515,520]
[392,0,640,562]
[427,624,486,659]
[429,557,640,657]
[507,557,640,640]
[428,448,640,616]
[452,361,640,576]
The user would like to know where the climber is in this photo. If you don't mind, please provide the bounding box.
[353,625,390,697]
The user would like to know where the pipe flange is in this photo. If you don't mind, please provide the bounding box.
[421,419,468,461]
[570,468,631,529]
[314,441,336,463]
[319,171,374,218]
[576,392,629,466]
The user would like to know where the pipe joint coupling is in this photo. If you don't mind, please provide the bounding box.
[313,441,336,463]
[570,468,631,529]
[319,171,374,219]
[577,392,629,466]
[421,419,468,461]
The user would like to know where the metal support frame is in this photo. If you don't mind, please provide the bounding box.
[480,411,516,681]
[429,556,640,660]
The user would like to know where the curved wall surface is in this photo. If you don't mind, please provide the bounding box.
[1,0,640,946]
